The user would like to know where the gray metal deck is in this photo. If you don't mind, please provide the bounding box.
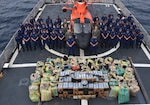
[0,3,150,105]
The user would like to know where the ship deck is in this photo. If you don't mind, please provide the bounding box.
[0,3,150,105]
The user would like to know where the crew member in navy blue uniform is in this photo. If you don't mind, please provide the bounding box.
[130,31,136,48]
[23,31,32,51]
[57,16,62,26]
[117,28,123,47]
[90,35,98,55]
[109,28,116,47]
[58,30,65,49]
[15,35,25,52]
[37,16,43,24]
[30,16,35,26]
[101,26,109,48]
[46,16,52,27]
[31,30,42,50]
[50,30,57,49]
[41,30,51,49]
[101,14,107,22]
[136,31,144,49]
[66,35,75,56]
[123,30,131,48]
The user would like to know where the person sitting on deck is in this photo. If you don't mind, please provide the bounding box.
[41,29,51,49]
[66,35,76,56]
[90,35,98,55]
[23,31,32,51]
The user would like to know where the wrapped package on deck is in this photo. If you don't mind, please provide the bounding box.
[43,73,50,78]
[118,88,129,104]
[116,66,125,76]
[30,73,41,85]
[29,85,40,102]
[104,57,113,65]
[51,87,58,96]
[109,79,119,86]
[109,86,120,98]
[72,65,80,70]
[129,85,140,96]
[41,90,52,101]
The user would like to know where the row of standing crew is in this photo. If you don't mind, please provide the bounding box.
[90,13,144,55]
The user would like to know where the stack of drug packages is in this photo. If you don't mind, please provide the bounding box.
[108,58,140,104]
[57,57,110,99]
[29,58,62,102]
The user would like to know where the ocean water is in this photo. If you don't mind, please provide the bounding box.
[0,0,150,54]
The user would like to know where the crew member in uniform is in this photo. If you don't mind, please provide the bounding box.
[90,35,98,55]
[101,26,109,48]
[50,30,57,49]
[23,31,32,51]
[136,31,144,49]
[130,31,136,48]
[58,30,65,49]
[66,35,75,56]
[123,30,131,48]
[15,35,25,52]
[109,28,116,47]
[31,30,42,50]
[41,29,51,49]
[117,28,123,48]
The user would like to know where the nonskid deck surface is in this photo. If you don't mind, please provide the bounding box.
[0,3,150,105]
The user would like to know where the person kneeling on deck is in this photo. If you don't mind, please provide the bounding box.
[90,35,98,55]
[41,29,51,49]
[66,35,76,56]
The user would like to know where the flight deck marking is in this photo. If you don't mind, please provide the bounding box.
[141,43,150,60]
[9,63,36,68]
[45,42,120,58]
[133,63,150,68]
[18,78,29,86]
[81,99,88,105]
[80,49,84,57]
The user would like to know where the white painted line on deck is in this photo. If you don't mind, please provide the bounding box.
[80,49,84,57]
[141,43,150,60]
[9,63,36,68]
[81,99,88,105]
[9,49,19,67]
[113,4,121,14]
[133,63,150,68]
[35,4,46,21]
